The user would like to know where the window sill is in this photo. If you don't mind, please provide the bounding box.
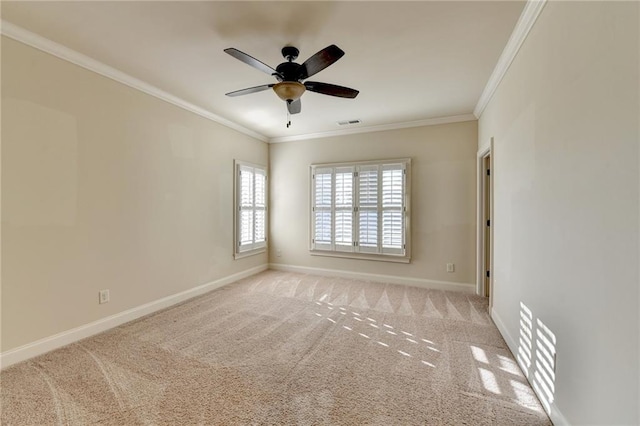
[234,248,266,260]
[310,250,411,264]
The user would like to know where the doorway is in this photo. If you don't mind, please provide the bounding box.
[483,154,491,298]
[477,141,493,304]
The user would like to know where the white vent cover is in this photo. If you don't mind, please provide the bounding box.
[337,119,362,126]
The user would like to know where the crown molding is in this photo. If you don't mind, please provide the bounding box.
[473,0,547,118]
[268,114,477,144]
[0,20,269,143]
[2,13,523,144]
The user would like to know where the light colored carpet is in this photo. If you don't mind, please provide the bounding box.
[1,270,551,425]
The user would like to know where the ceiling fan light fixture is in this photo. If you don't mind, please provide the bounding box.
[273,81,306,101]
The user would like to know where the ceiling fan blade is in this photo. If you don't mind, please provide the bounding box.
[298,45,345,79]
[225,84,274,97]
[224,48,277,76]
[287,99,302,114]
[304,81,359,98]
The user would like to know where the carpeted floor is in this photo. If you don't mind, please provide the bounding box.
[1,270,551,425]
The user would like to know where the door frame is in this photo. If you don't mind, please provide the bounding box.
[476,139,493,302]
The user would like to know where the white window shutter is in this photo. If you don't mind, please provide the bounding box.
[255,170,266,207]
[357,165,379,253]
[239,166,254,249]
[254,170,266,244]
[312,167,333,250]
[334,167,354,252]
[240,166,254,208]
[381,165,405,255]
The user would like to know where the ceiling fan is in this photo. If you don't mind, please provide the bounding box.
[224,45,359,116]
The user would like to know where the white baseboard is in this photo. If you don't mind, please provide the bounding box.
[0,264,268,369]
[490,307,570,426]
[490,306,517,351]
[268,263,475,293]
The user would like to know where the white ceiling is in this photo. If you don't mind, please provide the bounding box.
[1,1,525,141]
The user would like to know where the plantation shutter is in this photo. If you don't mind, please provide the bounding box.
[238,165,254,249]
[381,164,405,255]
[237,163,267,254]
[312,167,333,250]
[357,165,379,254]
[254,169,266,244]
[334,167,354,252]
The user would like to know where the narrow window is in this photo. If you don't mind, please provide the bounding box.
[234,161,267,258]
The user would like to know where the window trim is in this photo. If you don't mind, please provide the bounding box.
[234,160,267,259]
[309,158,411,263]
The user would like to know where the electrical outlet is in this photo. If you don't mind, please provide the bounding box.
[446,263,455,273]
[277,249,282,257]
[99,289,110,304]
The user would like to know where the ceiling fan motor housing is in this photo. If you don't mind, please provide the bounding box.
[275,62,302,82]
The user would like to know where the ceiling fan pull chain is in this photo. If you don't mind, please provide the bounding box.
[286,108,291,128]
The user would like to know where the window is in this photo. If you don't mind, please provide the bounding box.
[310,158,411,262]
[234,160,267,258]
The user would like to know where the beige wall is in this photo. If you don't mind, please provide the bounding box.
[479,2,639,424]
[1,37,268,352]
[269,122,477,286]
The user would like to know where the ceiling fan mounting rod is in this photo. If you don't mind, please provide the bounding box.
[282,46,299,62]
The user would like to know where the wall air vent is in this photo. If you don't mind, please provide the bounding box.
[337,119,362,126]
